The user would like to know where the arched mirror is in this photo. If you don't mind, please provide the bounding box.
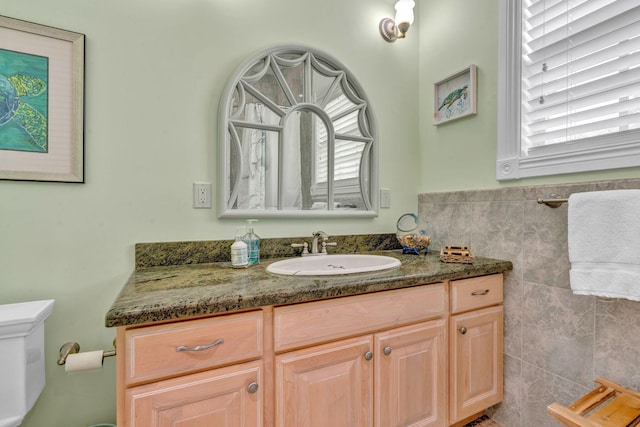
[218,45,378,218]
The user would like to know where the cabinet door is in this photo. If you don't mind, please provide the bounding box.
[449,305,503,424]
[126,360,262,427]
[275,335,373,427]
[375,319,447,427]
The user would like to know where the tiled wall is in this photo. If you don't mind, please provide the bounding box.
[419,179,640,427]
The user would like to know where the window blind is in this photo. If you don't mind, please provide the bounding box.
[521,0,640,149]
[315,94,365,183]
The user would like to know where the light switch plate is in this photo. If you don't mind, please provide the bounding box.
[380,188,391,208]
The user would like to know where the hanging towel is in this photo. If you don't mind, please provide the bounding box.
[568,189,640,301]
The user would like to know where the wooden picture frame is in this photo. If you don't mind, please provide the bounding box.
[0,15,85,182]
[433,65,477,126]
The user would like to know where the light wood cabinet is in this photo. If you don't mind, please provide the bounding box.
[375,319,447,427]
[122,310,263,386]
[273,284,448,427]
[126,360,263,427]
[117,310,265,427]
[116,274,504,427]
[273,285,446,352]
[275,335,374,427]
[449,275,504,426]
[274,320,448,427]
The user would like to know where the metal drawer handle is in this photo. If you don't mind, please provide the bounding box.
[247,382,259,394]
[364,351,373,360]
[383,346,392,356]
[176,338,224,352]
[471,289,490,296]
[459,326,467,335]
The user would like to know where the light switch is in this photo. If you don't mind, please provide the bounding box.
[380,189,391,208]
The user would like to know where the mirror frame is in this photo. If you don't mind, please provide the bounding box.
[217,45,379,218]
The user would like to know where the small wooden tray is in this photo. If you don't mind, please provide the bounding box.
[440,246,475,264]
[547,377,640,427]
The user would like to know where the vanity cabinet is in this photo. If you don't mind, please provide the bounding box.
[273,284,448,427]
[115,274,504,427]
[449,275,504,425]
[116,310,264,427]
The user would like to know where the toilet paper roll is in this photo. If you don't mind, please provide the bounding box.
[65,350,104,374]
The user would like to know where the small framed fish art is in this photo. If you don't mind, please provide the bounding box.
[433,65,477,126]
[0,15,84,182]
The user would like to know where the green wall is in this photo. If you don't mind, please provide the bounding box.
[1,1,419,426]
[418,0,640,192]
[3,0,640,425]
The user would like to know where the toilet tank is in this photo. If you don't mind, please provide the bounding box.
[0,300,54,427]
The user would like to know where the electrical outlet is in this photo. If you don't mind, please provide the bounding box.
[380,188,391,208]
[193,182,211,208]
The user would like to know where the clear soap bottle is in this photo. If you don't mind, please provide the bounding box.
[243,219,260,266]
[231,227,248,268]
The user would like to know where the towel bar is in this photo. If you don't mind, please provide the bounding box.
[537,194,568,208]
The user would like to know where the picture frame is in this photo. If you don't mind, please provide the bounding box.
[0,15,85,182]
[433,65,477,126]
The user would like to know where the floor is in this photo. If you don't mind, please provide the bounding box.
[463,414,503,427]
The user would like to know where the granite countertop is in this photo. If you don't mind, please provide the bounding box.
[106,249,512,328]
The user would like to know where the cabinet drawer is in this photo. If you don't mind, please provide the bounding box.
[274,284,445,352]
[450,274,503,314]
[124,310,263,385]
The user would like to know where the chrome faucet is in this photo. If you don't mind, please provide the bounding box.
[291,231,337,256]
[311,231,328,255]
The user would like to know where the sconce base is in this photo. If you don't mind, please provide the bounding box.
[379,18,397,42]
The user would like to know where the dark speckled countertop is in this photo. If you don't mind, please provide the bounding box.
[106,234,512,327]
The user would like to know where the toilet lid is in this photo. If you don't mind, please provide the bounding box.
[0,300,54,337]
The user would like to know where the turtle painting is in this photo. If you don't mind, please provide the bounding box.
[0,72,47,152]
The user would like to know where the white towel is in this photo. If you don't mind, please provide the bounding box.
[568,189,640,301]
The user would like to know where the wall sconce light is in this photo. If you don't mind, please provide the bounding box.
[379,0,415,42]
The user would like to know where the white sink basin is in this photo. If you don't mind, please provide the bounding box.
[266,254,401,276]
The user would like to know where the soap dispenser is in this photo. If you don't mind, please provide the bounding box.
[231,227,249,268]
[243,219,260,265]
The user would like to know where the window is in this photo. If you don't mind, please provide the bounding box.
[313,94,366,194]
[497,0,640,180]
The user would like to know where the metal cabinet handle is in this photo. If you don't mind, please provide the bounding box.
[471,289,490,296]
[176,338,224,352]
[459,326,467,335]
[383,346,392,356]
[364,351,373,360]
[247,382,259,394]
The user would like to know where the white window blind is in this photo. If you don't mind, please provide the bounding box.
[497,0,640,180]
[315,94,364,184]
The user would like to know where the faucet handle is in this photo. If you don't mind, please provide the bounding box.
[321,239,338,254]
[291,242,309,255]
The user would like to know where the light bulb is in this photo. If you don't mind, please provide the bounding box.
[394,0,415,26]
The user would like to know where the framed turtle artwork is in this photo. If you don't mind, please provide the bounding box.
[0,15,84,182]
[433,65,477,126]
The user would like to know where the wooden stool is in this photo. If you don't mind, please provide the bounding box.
[547,377,640,427]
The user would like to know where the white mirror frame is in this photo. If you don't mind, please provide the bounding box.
[217,45,379,219]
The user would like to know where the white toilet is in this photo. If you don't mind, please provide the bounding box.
[0,299,54,427]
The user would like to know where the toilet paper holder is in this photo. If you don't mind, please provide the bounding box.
[57,340,116,366]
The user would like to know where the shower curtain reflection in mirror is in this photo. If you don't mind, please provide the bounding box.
[236,103,302,210]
